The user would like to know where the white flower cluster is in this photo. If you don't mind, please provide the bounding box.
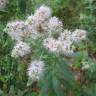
[4,5,87,81]
[41,16,63,35]
[27,60,44,81]
[5,5,64,58]
[43,29,86,53]
[43,37,61,52]
[34,5,51,26]
[72,29,86,42]
[0,0,8,9]
[5,20,25,41]
[58,30,73,53]
[43,37,73,53]
[59,29,87,43]
[11,41,31,58]
[5,5,52,58]
[5,5,63,41]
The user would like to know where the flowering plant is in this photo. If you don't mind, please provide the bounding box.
[4,5,92,96]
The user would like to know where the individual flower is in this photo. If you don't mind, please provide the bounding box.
[58,30,73,53]
[27,60,44,81]
[43,37,61,52]
[11,41,31,58]
[72,29,87,42]
[6,20,24,30]
[25,24,38,39]
[59,40,73,53]
[25,15,38,27]
[41,16,63,37]
[5,20,25,41]
[58,30,72,41]
[34,5,51,26]
[25,25,38,39]
[24,15,39,39]
[48,17,63,32]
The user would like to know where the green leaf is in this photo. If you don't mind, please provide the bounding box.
[8,85,15,96]
[0,89,4,95]
[57,58,74,83]
[27,78,33,86]
[0,10,8,14]
[84,84,96,96]
[52,76,64,96]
